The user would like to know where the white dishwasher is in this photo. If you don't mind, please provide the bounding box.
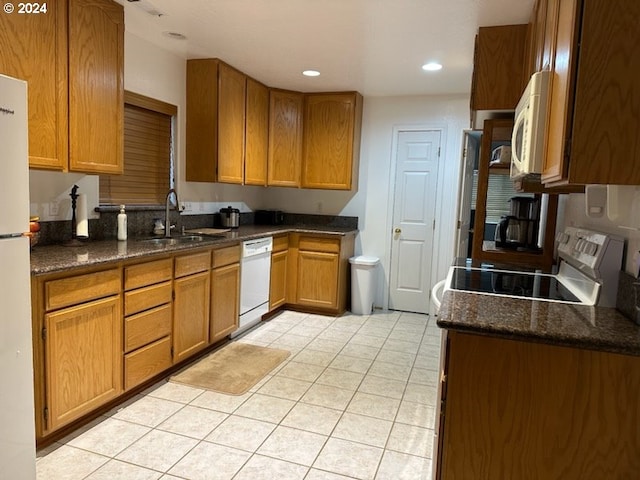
[231,236,273,338]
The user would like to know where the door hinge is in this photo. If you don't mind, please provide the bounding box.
[433,219,436,230]
[172,290,175,301]
[438,147,441,157]
[564,139,572,160]
[170,346,174,358]
[43,407,49,423]
[462,148,467,158]
[41,327,47,341]
[457,220,461,229]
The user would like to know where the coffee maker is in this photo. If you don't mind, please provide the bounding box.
[495,196,540,249]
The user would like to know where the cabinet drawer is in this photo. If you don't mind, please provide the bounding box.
[124,336,172,391]
[299,236,340,254]
[124,304,172,353]
[45,268,121,311]
[175,251,211,278]
[124,281,172,316]
[272,234,289,253]
[212,244,241,268]
[124,258,172,290]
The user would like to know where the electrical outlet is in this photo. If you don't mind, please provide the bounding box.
[49,201,59,217]
[181,201,192,212]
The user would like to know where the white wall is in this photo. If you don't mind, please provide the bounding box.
[559,189,640,275]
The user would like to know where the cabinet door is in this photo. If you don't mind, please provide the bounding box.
[45,296,122,431]
[302,93,362,190]
[296,250,339,309]
[269,250,288,310]
[268,90,303,187]
[173,271,211,363]
[245,78,269,186]
[0,0,68,170]
[210,263,240,343]
[541,0,579,184]
[68,0,124,174]
[470,25,528,111]
[218,63,246,184]
[186,59,219,182]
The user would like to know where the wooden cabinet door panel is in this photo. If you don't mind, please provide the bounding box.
[0,0,68,169]
[210,263,240,342]
[124,336,172,391]
[173,271,210,363]
[471,25,528,111]
[68,0,124,174]
[268,90,303,187]
[296,251,339,309]
[45,296,122,431]
[186,59,219,182]
[218,63,246,184]
[302,93,359,190]
[269,250,287,310]
[245,78,269,186]
[541,0,579,184]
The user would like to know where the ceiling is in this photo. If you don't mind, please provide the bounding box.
[117,0,533,97]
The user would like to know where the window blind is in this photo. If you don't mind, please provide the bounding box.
[471,172,533,224]
[100,92,176,205]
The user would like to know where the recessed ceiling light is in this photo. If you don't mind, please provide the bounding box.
[303,70,321,77]
[422,62,443,71]
[163,31,187,40]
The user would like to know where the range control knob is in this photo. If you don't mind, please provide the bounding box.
[556,232,570,244]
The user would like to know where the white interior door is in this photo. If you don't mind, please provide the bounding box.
[389,130,441,313]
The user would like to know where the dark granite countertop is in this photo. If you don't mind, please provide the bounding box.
[31,225,357,275]
[437,289,640,356]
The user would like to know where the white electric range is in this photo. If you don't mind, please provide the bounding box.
[444,227,624,307]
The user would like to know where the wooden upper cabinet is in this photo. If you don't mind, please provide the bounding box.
[217,62,246,184]
[186,59,219,182]
[543,0,640,186]
[471,25,528,111]
[68,0,124,174]
[268,89,303,187]
[0,0,68,170]
[245,78,270,186]
[302,93,363,190]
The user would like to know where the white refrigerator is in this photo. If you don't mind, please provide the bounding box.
[0,74,37,478]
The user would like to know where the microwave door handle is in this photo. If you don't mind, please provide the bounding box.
[511,106,527,172]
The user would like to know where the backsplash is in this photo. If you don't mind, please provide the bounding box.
[35,211,358,246]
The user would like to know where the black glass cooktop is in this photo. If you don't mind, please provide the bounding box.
[449,267,582,303]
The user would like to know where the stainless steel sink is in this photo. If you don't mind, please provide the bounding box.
[138,235,204,246]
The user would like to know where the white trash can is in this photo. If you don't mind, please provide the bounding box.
[349,255,380,315]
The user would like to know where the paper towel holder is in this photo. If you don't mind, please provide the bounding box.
[63,184,87,247]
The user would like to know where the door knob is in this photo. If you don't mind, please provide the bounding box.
[394,228,401,234]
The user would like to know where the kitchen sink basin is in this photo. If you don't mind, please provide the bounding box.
[138,235,205,246]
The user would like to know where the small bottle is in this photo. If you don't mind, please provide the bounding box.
[117,205,127,241]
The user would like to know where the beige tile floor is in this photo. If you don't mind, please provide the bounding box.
[36,310,441,480]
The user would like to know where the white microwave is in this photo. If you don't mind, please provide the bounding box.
[510,70,551,179]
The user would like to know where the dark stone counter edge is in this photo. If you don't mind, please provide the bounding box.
[436,317,640,357]
[31,226,358,275]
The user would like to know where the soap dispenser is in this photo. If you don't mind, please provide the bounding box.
[117,205,127,241]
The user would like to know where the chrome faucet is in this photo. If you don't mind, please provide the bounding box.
[165,188,179,237]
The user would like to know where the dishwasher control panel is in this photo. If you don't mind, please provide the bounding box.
[242,237,273,257]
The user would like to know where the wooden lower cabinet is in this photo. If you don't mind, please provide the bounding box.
[173,270,211,363]
[269,249,288,310]
[124,336,172,391]
[210,263,240,342]
[285,233,355,315]
[45,295,122,432]
[296,250,339,309]
[436,331,640,479]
